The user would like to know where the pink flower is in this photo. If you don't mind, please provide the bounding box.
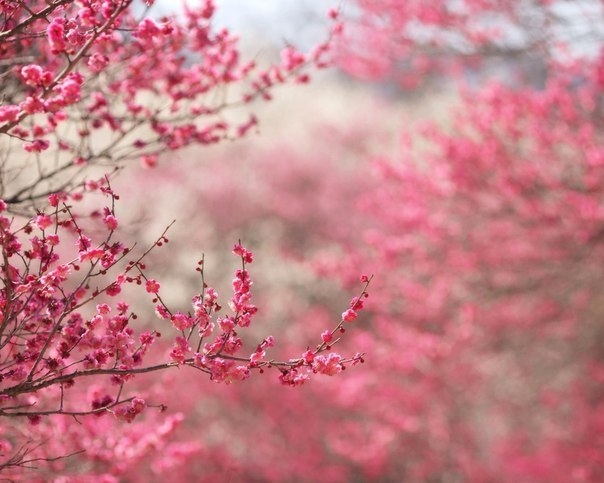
[232,243,253,263]
[105,282,122,297]
[24,139,50,152]
[79,248,105,261]
[141,154,158,169]
[85,180,99,191]
[281,46,306,72]
[342,308,358,322]
[96,303,111,315]
[48,193,60,207]
[78,7,96,27]
[135,18,161,40]
[20,96,45,114]
[87,53,109,72]
[250,350,265,364]
[204,287,218,305]
[140,331,156,346]
[279,369,309,387]
[231,365,250,382]
[155,304,170,319]
[321,330,333,343]
[171,312,193,331]
[218,316,235,332]
[145,279,160,293]
[0,105,19,123]
[104,214,118,230]
[131,397,146,413]
[198,322,214,337]
[76,234,92,251]
[20,64,45,86]
[349,296,365,310]
[261,335,275,348]
[302,349,315,364]
[54,73,83,104]
[169,337,190,364]
[47,18,67,53]
[34,214,52,230]
[312,353,343,376]
[116,301,129,314]
[46,234,59,245]
[115,398,146,423]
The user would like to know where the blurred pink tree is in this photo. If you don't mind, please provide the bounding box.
[114,1,604,481]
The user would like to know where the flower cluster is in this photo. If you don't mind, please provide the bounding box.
[0,0,342,207]
[148,242,371,386]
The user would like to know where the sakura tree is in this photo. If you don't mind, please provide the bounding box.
[0,1,373,477]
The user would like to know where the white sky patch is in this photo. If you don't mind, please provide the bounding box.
[212,0,340,49]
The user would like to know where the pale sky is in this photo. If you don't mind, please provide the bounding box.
[213,0,339,49]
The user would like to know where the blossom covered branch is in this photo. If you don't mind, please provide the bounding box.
[0,182,370,427]
[0,0,342,208]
